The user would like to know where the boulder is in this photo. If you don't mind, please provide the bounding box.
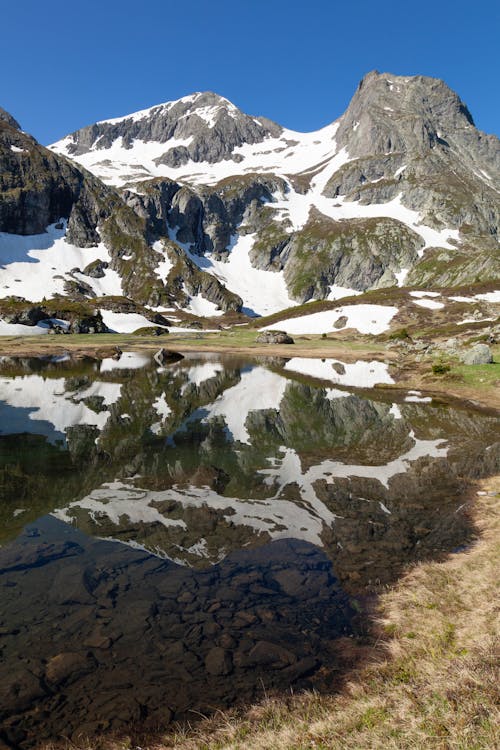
[204,647,233,676]
[256,330,294,345]
[154,348,184,366]
[333,315,348,329]
[332,362,346,375]
[460,344,493,365]
[45,652,93,685]
[247,640,296,667]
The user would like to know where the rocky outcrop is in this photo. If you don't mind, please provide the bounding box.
[460,343,493,365]
[158,240,243,312]
[255,330,294,344]
[0,106,21,130]
[281,211,423,302]
[328,71,500,239]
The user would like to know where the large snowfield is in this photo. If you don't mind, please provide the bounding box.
[262,304,399,335]
[0,222,123,300]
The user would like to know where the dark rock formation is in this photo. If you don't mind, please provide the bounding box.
[256,330,294,344]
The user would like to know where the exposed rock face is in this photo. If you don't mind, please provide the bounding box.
[329,71,500,239]
[0,117,87,237]
[0,106,21,130]
[256,330,294,344]
[281,212,424,301]
[58,92,282,165]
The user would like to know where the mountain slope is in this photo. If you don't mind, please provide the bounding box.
[0,71,498,332]
[0,113,242,329]
[51,71,499,306]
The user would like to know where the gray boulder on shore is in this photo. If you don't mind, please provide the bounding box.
[255,330,294,345]
[460,344,493,365]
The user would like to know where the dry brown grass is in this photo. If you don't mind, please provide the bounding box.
[148,476,499,750]
[38,483,500,750]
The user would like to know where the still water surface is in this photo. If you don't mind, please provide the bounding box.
[0,352,498,747]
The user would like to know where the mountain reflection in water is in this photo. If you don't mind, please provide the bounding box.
[0,352,498,748]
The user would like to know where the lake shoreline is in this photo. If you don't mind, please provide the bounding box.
[0,333,498,411]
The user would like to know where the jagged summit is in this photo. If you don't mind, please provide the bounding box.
[0,106,21,130]
[336,70,477,157]
[96,91,250,125]
[51,90,283,178]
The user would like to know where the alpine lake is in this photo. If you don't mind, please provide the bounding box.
[0,350,498,748]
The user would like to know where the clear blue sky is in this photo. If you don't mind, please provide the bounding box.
[3,0,498,144]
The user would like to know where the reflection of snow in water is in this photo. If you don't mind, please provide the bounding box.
[283,357,394,387]
[53,427,448,564]
[0,375,122,442]
[261,430,448,493]
[180,362,223,394]
[100,351,151,371]
[202,367,287,444]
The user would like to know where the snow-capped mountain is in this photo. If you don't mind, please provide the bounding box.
[0,71,499,332]
[51,91,285,186]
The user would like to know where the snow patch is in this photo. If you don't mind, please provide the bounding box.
[262,304,398,335]
[474,291,500,303]
[412,298,445,310]
[409,291,441,298]
[0,222,123,300]
[186,233,296,316]
[100,310,167,333]
[186,294,224,317]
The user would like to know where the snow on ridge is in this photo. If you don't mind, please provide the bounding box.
[96,92,237,127]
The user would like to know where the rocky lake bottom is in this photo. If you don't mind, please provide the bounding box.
[0,352,498,748]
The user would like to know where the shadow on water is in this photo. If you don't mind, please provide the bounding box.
[0,353,498,748]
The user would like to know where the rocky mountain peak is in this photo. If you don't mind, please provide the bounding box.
[52,91,282,170]
[336,70,476,157]
[0,107,21,131]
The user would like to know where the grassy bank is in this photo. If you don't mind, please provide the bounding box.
[42,477,499,750]
[154,478,499,750]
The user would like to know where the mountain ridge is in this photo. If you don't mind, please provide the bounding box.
[0,70,498,333]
